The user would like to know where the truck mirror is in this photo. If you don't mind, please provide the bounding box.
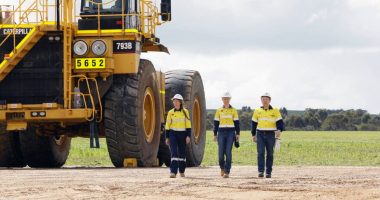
[161,0,171,21]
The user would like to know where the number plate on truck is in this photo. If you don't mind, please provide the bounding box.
[113,40,141,53]
[75,58,105,69]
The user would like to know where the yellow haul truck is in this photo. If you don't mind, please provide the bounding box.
[0,0,206,168]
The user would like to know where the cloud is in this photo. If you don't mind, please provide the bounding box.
[144,48,380,113]
[307,9,330,24]
[348,0,380,10]
[144,0,380,113]
[156,0,380,54]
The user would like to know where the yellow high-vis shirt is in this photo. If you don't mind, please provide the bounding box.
[214,106,239,128]
[252,106,282,131]
[165,108,191,131]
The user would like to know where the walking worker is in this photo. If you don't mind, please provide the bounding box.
[251,93,284,178]
[214,92,240,178]
[165,94,191,178]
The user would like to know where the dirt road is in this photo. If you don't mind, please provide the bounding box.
[0,166,379,200]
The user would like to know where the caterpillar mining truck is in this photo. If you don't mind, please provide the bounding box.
[0,0,206,168]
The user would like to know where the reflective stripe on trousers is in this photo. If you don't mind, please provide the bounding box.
[171,157,186,162]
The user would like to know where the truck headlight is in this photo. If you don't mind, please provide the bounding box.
[73,40,88,56]
[91,40,107,56]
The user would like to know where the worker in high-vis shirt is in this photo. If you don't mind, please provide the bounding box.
[251,93,284,178]
[214,92,240,178]
[165,94,191,178]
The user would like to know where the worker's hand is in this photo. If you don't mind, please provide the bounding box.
[252,136,257,143]
[214,135,217,142]
[275,130,282,139]
[236,135,240,142]
[186,136,191,144]
[165,138,170,146]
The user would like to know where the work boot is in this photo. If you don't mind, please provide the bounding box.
[223,173,229,178]
[258,172,264,178]
[180,173,185,177]
[170,173,176,178]
[220,169,225,177]
[266,174,272,178]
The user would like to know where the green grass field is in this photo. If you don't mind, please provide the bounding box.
[65,131,380,167]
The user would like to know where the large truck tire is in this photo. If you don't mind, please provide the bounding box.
[162,70,206,167]
[19,126,71,168]
[0,123,26,167]
[104,59,161,167]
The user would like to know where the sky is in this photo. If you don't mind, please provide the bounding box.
[142,0,380,114]
[2,0,380,113]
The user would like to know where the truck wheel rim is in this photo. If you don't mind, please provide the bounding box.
[54,135,65,146]
[143,87,155,143]
[193,97,201,144]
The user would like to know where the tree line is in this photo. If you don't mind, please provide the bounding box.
[206,107,380,131]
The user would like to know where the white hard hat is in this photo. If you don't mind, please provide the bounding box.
[171,94,184,101]
[261,92,271,98]
[221,92,232,98]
